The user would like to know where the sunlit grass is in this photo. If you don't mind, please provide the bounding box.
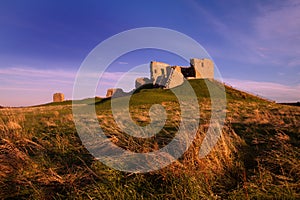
[0,79,299,199]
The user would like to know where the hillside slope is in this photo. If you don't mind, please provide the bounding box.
[0,79,299,199]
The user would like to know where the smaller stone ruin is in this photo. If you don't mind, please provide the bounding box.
[53,93,65,102]
[106,88,127,98]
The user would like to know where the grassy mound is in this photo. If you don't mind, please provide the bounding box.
[34,97,102,107]
[0,79,299,199]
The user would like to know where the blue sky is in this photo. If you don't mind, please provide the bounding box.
[0,0,299,106]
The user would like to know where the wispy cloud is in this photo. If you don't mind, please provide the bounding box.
[1,66,298,106]
[190,0,300,68]
[118,61,129,65]
[0,67,76,106]
[224,78,300,102]
[0,67,76,78]
[187,0,300,93]
[252,0,300,66]
[0,67,149,106]
[255,0,300,40]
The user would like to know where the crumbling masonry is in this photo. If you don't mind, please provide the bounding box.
[149,58,214,89]
[106,58,214,97]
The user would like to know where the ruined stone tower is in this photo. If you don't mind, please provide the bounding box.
[190,58,214,79]
[53,93,65,102]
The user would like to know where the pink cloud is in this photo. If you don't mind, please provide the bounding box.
[224,78,300,102]
[0,67,149,106]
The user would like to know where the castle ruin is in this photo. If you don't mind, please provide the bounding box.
[105,58,214,97]
[150,58,214,89]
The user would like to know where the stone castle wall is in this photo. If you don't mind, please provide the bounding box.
[149,58,214,88]
[150,61,171,84]
[166,67,184,89]
[190,58,214,79]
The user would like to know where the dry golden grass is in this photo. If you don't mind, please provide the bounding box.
[0,95,299,199]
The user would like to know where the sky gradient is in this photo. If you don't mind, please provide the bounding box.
[0,0,299,106]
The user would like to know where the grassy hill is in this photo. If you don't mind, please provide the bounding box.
[280,102,300,107]
[0,79,299,199]
[33,97,102,107]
